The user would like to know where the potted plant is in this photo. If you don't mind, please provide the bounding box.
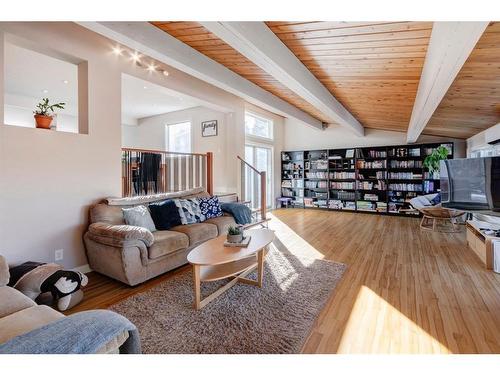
[33,98,66,129]
[423,146,449,179]
[227,225,244,243]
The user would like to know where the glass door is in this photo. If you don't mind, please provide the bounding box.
[244,144,273,210]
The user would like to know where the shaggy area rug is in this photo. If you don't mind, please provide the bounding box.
[110,246,346,354]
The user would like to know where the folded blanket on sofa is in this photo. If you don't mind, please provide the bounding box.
[0,310,141,354]
[220,202,252,225]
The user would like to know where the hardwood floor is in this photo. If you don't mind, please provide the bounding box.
[69,209,500,353]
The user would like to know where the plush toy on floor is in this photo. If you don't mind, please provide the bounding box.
[8,261,88,311]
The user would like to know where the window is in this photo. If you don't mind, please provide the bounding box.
[165,122,191,153]
[245,112,273,140]
[245,144,273,209]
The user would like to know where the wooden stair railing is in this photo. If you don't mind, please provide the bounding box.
[122,148,213,197]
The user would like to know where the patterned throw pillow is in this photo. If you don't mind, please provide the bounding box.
[174,198,205,224]
[198,196,223,220]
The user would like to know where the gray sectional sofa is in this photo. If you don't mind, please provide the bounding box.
[84,187,236,286]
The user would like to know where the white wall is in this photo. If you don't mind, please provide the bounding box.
[0,22,247,269]
[283,118,466,158]
[466,123,500,156]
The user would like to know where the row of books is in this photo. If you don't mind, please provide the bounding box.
[357,201,387,212]
[355,149,386,158]
[330,191,358,200]
[423,180,437,193]
[388,172,423,179]
[305,171,328,179]
[358,171,386,179]
[356,160,387,169]
[363,193,380,201]
[305,180,328,189]
[330,160,355,170]
[357,180,386,190]
[388,147,421,157]
[329,200,356,210]
[330,171,356,179]
[388,183,423,192]
[282,162,303,171]
[281,179,304,188]
[305,160,328,170]
[389,160,422,169]
[424,171,440,179]
[282,170,304,179]
[330,181,355,190]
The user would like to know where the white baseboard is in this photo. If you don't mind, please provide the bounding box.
[72,264,92,274]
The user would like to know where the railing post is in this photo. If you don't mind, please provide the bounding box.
[206,152,214,196]
[260,171,266,220]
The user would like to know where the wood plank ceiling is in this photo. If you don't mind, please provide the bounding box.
[152,21,498,139]
[151,21,332,123]
[424,22,500,139]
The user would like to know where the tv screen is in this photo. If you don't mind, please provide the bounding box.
[441,156,500,214]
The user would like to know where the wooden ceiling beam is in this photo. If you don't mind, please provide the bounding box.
[78,22,324,130]
[200,22,364,136]
[406,22,489,143]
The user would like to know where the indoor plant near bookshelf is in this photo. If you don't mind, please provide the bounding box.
[33,97,66,129]
[423,146,449,179]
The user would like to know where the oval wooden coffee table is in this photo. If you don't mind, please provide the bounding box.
[187,228,274,309]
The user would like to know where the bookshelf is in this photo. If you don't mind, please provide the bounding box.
[281,142,454,216]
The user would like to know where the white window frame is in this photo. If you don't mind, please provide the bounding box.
[244,141,274,209]
[164,121,192,153]
[245,111,274,142]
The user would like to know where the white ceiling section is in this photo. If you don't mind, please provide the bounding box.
[78,21,325,130]
[4,41,78,115]
[406,22,488,143]
[121,73,201,125]
[200,22,364,136]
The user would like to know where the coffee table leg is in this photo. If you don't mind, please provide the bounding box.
[257,247,265,288]
[193,264,201,310]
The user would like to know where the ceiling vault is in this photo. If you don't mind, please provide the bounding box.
[200,22,365,136]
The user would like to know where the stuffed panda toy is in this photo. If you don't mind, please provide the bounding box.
[8,261,88,311]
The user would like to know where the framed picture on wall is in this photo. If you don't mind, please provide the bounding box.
[201,120,218,137]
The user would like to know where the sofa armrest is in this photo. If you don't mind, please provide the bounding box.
[88,223,154,247]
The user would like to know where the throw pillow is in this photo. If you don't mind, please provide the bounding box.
[122,205,156,232]
[199,196,223,219]
[174,198,205,224]
[430,193,441,205]
[148,200,182,230]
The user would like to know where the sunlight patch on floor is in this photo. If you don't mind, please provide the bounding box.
[267,212,325,266]
[337,286,450,354]
[266,245,299,292]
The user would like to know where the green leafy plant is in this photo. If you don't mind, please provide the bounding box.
[423,146,449,173]
[34,98,66,117]
[227,226,242,235]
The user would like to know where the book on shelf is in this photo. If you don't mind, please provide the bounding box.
[328,200,343,209]
[357,180,386,190]
[356,160,387,169]
[331,181,356,190]
[306,171,328,179]
[388,172,422,179]
[329,171,356,179]
[389,160,422,168]
[389,183,423,192]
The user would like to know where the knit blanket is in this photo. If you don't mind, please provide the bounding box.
[220,202,252,225]
[0,310,140,354]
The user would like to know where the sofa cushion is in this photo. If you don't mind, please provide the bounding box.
[148,200,182,230]
[199,196,223,220]
[170,223,218,247]
[0,255,9,287]
[0,287,37,319]
[174,198,205,224]
[204,215,236,235]
[90,203,125,225]
[148,230,189,260]
[122,205,157,232]
[0,305,63,345]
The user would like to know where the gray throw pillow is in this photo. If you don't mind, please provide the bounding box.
[122,205,157,232]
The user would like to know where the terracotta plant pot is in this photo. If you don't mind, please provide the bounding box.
[34,114,53,129]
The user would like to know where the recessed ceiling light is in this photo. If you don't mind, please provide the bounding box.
[42,89,49,94]
[62,80,69,84]
[131,51,141,63]
[112,45,123,56]
[162,70,169,77]
[143,86,148,89]
[147,63,156,72]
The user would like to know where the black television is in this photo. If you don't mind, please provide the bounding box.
[440,156,500,216]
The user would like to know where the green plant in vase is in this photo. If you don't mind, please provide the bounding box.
[227,225,244,243]
[33,98,66,129]
[423,146,449,179]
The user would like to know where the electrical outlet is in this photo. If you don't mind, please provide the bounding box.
[55,249,64,261]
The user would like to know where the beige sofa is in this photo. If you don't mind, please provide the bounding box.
[84,187,236,286]
[0,255,129,353]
